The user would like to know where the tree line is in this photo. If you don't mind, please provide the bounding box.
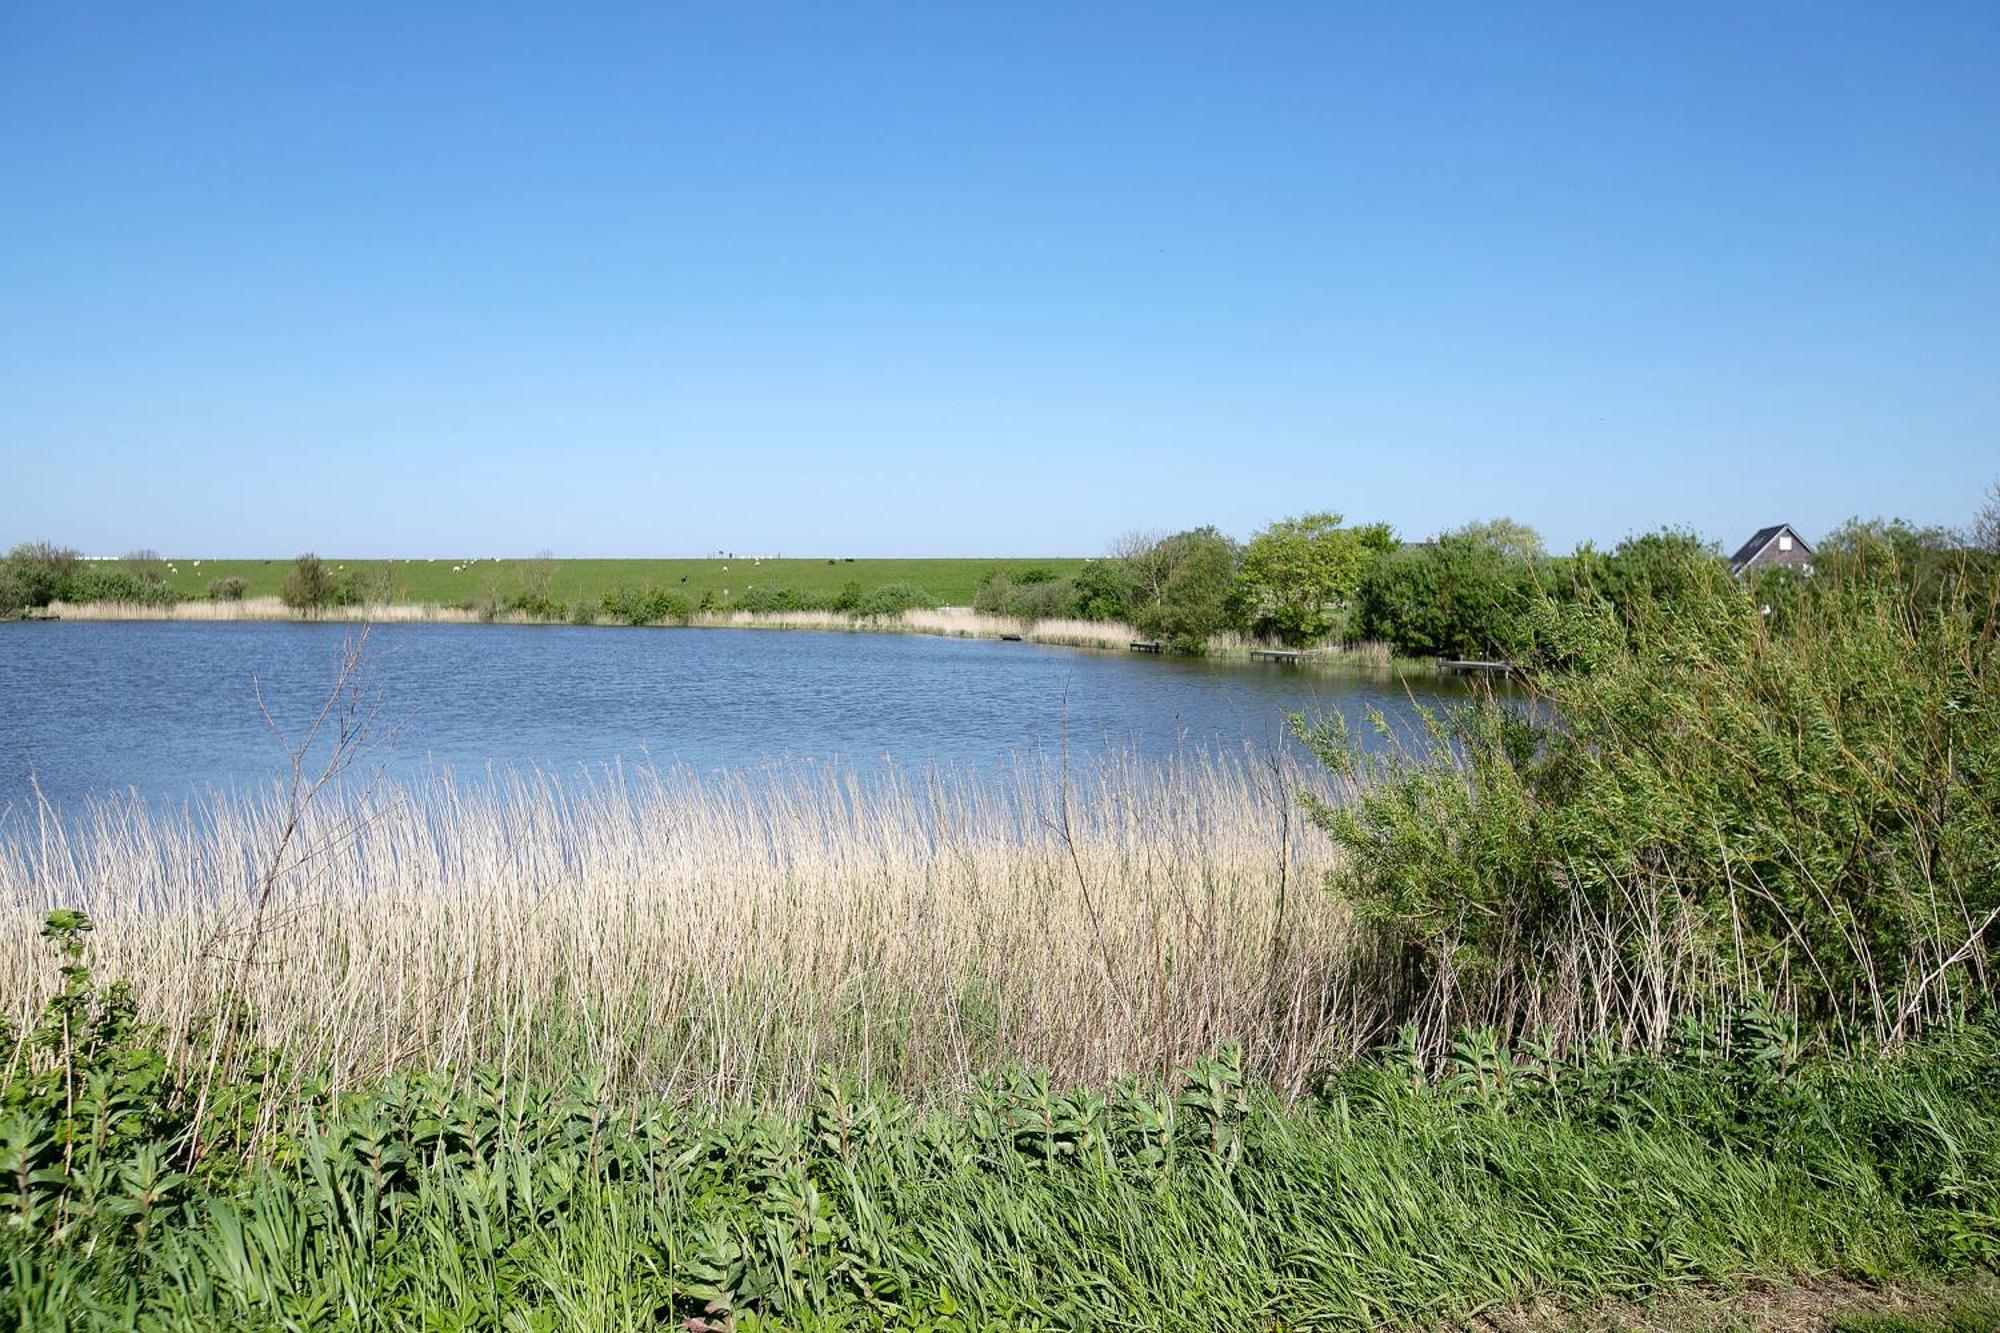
[975,485,2000,657]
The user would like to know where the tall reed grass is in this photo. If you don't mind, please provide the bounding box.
[39,599,1400,666]
[2,753,1369,1109]
[43,596,509,624]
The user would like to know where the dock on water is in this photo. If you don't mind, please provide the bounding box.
[1249,648,1304,664]
[1129,640,1163,653]
[1437,658,1517,678]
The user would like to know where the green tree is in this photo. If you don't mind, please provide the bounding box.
[279,553,335,612]
[1232,512,1396,644]
[1353,534,1531,659]
[0,542,79,613]
[1132,527,1237,651]
[1072,558,1130,622]
[1445,517,1544,560]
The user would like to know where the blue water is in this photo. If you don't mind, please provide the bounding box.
[0,621,1465,813]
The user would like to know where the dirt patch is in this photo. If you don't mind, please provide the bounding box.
[1456,1275,2000,1332]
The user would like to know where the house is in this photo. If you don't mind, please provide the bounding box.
[1729,524,1813,578]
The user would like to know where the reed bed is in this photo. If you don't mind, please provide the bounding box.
[2,752,1370,1108]
[42,599,1402,666]
[42,596,512,624]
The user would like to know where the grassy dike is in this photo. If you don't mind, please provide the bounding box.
[133,556,1092,610]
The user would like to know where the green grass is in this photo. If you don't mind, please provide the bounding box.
[146,556,1090,608]
[7,916,1998,1332]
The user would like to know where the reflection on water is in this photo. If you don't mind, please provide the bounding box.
[0,621,1480,814]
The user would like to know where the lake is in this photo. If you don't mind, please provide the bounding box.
[0,621,1468,814]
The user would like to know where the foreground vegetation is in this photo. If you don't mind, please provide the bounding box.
[4,921,1997,1329]
[3,513,1997,1325]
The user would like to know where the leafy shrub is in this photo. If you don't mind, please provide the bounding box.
[852,582,936,617]
[0,541,79,613]
[62,565,178,607]
[600,585,692,625]
[1307,545,2000,1041]
[1072,558,1131,622]
[278,553,334,611]
[206,577,248,601]
[974,573,1084,623]
[734,585,835,614]
[328,564,395,607]
[1353,534,1535,659]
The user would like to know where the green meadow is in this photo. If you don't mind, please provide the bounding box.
[145,556,1090,609]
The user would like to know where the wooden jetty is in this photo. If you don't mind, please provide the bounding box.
[1249,648,1304,664]
[1129,640,1163,654]
[998,633,1023,641]
[1437,658,1516,678]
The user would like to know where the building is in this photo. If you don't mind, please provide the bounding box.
[1729,524,1813,578]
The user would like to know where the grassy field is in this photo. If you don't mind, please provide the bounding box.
[142,555,1090,608]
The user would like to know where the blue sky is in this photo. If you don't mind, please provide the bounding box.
[2,2,1995,557]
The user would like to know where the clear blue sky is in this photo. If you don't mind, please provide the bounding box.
[3,2,1995,557]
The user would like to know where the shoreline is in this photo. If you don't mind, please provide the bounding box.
[23,597,1418,672]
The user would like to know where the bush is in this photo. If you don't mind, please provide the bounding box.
[1353,535,1535,660]
[206,577,248,601]
[62,566,178,607]
[278,553,334,611]
[734,585,835,614]
[1072,559,1131,622]
[0,541,79,613]
[852,582,937,617]
[1306,545,2000,1042]
[974,573,1085,623]
[328,564,395,608]
[600,586,692,625]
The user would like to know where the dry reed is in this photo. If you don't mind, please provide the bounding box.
[2,752,1373,1108]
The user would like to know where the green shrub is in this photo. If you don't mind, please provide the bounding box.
[0,541,79,612]
[205,577,248,601]
[974,573,1084,623]
[328,564,395,607]
[1353,535,1535,659]
[1306,545,2000,1041]
[61,565,178,606]
[1072,558,1131,622]
[278,553,334,611]
[852,582,936,617]
[600,585,692,625]
[734,585,835,614]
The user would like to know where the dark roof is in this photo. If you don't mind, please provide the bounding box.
[1729,523,1811,573]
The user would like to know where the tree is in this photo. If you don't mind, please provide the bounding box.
[1445,517,1543,560]
[1072,559,1130,622]
[1232,512,1396,645]
[1976,479,2000,556]
[1110,529,1176,611]
[279,553,334,612]
[0,542,79,613]
[1354,534,1532,659]
[1131,527,1237,651]
[124,549,168,583]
